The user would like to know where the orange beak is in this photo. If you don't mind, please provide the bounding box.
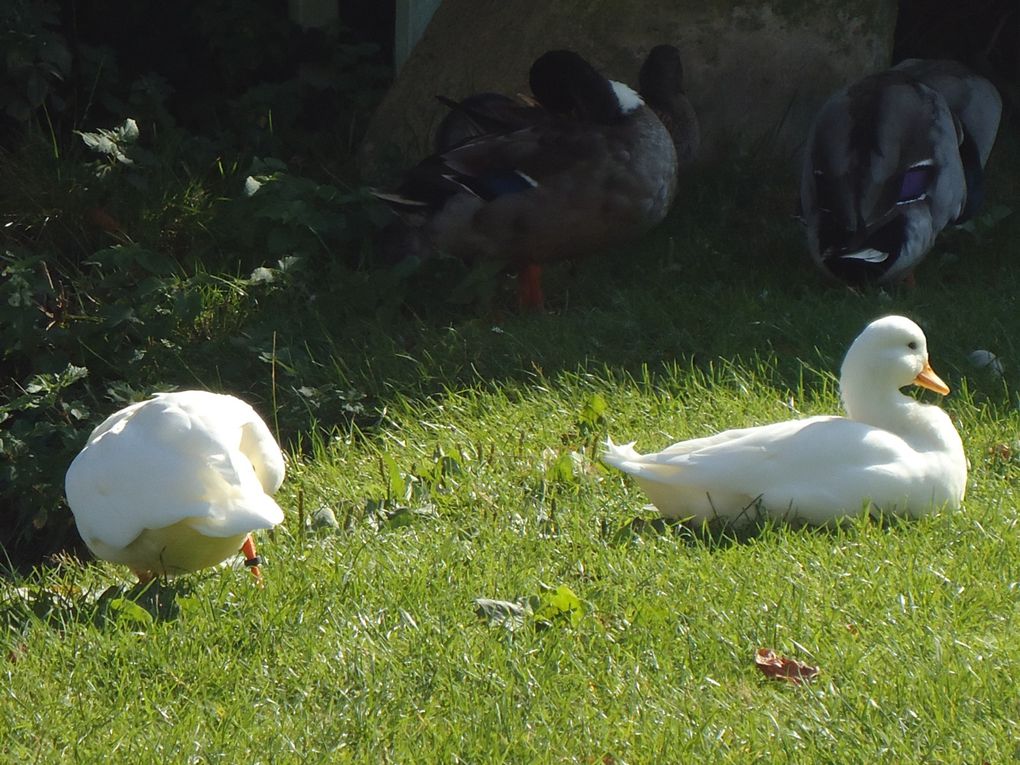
[913,361,950,396]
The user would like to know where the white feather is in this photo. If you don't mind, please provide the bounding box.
[610,80,644,114]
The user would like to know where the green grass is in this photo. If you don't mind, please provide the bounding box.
[5,357,1020,761]
[5,125,1020,761]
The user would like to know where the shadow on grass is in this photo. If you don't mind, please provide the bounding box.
[605,506,920,550]
[0,574,193,632]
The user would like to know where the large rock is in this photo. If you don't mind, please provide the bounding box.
[359,0,897,182]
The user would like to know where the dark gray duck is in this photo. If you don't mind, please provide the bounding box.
[801,59,1001,284]
[374,47,699,307]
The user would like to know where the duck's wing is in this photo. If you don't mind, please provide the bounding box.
[376,119,611,214]
[802,69,965,284]
[607,417,929,520]
[434,93,546,151]
[169,391,286,495]
[893,59,1002,223]
[65,394,283,550]
[154,392,285,536]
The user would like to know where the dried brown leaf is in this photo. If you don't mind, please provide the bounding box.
[754,647,820,685]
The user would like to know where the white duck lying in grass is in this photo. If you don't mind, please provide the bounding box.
[65,390,285,582]
[604,316,966,525]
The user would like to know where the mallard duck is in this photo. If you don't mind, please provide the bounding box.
[373,47,698,308]
[433,46,701,163]
[638,44,700,168]
[604,315,966,525]
[801,59,1001,284]
[65,391,285,582]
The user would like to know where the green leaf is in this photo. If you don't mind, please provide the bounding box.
[533,584,584,629]
[578,393,609,428]
[77,128,117,155]
[108,597,154,625]
[132,248,177,275]
[545,452,576,485]
[381,453,406,502]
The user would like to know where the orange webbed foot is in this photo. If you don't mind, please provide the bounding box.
[517,263,545,311]
[241,534,264,586]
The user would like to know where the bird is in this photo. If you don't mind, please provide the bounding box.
[637,44,700,168]
[65,390,285,582]
[372,46,699,309]
[604,315,966,526]
[801,59,1001,285]
[432,45,701,164]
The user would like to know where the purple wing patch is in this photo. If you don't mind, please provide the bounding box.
[897,165,932,204]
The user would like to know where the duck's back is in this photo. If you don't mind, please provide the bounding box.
[65,392,284,554]
[429,107,677,265]
[606,414,964,524]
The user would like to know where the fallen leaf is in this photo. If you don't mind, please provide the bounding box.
[987,442,1016,462]
[754,647,820,685]
[474,597,531,632]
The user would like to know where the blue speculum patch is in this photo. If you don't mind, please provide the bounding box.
[897,164,932,203]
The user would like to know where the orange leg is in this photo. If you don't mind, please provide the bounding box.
[241,534,264,585]
[517,263,544,311]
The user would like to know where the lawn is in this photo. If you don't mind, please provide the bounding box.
[4,94,1020,765]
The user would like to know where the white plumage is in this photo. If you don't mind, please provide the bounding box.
[604,316,966,525]
[65,390,285,578]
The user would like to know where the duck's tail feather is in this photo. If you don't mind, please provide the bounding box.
[603,436,644,469]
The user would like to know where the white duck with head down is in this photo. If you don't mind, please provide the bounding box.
[604,316,966,525]
[65,390,285,582]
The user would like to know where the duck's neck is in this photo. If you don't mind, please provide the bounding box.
[841,382,952,449]
[843,386,910,427]
[649,93,700,166]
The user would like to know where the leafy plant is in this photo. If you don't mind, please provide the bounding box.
[474,583,587,633]
[0,0,70,122]
[77,117,155,183]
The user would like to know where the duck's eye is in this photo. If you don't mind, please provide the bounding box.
[896,163,933,205]
[908,341,919,350]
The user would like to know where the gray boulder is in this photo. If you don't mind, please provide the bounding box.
[360,0,897,181]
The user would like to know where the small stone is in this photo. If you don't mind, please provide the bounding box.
[968,349,1004,376]
[310,506,340,530]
